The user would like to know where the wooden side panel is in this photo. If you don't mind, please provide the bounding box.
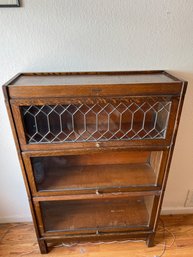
[2,86,46,252]
[148,81,187,246]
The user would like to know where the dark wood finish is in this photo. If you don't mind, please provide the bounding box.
[7,71,183,99]
[22,150,167,196]
[150,81,187,245]
[33,191,161,202]
[2,83,44,254]
[10,95,179,151]
[38,239,48,254]
[40,197,153,234]
[10,71,178,85]
[34,163,156,191]
[3,71,187,253]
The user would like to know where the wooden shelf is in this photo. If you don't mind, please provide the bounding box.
[41,197,153,234]
[11,71,176,86]
[37,163,156,192]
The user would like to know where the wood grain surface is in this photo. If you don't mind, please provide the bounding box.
[0,214,193,257]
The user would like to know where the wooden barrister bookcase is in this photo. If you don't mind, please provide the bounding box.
[3,71,187,253]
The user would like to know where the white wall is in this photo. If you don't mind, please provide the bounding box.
[0,0,193,222]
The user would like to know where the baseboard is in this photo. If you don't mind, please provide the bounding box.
[161,207,193,215]
[0,215,32,223]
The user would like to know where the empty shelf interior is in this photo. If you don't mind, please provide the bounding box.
[41,196,154,233]
[31,151,163,192]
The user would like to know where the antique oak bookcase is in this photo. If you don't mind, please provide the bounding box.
[3,71,187,253]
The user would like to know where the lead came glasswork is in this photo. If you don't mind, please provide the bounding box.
[21,97,171,144]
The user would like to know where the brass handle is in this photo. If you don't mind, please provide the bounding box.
[96,189,102,195]
[96,142,100,148]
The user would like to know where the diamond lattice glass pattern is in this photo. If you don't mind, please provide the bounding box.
[21,98,171,144]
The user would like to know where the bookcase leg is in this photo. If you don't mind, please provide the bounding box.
[38,239,48,254]
[146,233,155,247]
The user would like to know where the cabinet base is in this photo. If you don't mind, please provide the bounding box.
[38,239,48,254]
[146,232,155,247]
[39,232,155,254]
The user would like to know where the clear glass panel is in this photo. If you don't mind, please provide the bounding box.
[31,151,162,192]
[21,98,171,144]
[40,196,154,233]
